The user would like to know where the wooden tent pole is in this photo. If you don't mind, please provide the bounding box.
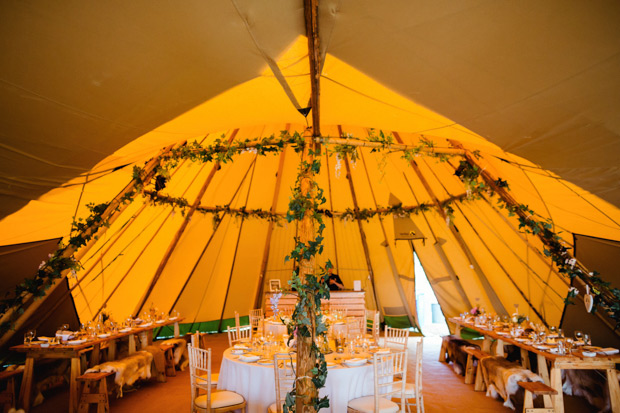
[217,158,259,332]
[253,147,288,310]
[133,131,238,317]
[0,143,177,348]
[337,126,382,317]
[293,1,321,411]
[306,0,320,138]
[393,132,508,315]
[401,172,473,309]
[356,147,418,328]
[323,153,340,284]
[295,128,319,412]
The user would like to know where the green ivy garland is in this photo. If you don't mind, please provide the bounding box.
[2,128,618,339]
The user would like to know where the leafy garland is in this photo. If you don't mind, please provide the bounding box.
[141,187,489,228]
[2,128,618,338]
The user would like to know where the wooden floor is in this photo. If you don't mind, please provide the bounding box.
[31,334,596,412]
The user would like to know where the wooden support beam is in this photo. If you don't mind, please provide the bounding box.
[305,0,320,138]
[338,126,381,317]
[254,148,288,310]
[0,143,178,348]
[295,129,319,412]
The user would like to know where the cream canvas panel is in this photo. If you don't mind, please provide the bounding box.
[146,214,218,316]
[173,214,240,324]
[219,219,270,320]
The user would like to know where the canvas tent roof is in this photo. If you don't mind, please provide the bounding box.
[0,1,619,345]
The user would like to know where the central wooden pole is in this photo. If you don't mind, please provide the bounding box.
[296,130,319,412]
[296,1,321,411]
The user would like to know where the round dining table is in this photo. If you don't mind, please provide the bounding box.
[217,348,376,413]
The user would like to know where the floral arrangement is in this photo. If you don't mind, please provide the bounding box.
[511,314,528,325]
[270,291,283,319]
[470,307,484,316]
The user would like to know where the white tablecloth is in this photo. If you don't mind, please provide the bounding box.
[218,348,375,413]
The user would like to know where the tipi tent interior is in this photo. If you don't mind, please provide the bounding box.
[1,1,620,411]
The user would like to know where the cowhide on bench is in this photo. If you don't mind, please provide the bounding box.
[563,368,620,413]
[480,356,543,410]
[155,337,189,371]
[85,350,153,397]
[444,335,479,376]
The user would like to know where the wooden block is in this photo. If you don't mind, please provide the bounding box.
[464,352,475,384]
[77,372,114,381]
[517,381,557,395]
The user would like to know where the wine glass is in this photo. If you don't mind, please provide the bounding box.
[583,333,592,346]
[549,326,557,336]
[24,329,36,345]
[574,330,583,342]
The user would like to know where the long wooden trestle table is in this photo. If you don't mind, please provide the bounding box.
[448,317,620,413]
[10,318,182,413]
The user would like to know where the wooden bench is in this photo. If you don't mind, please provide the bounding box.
[0,368,23,411]
[463,346,491,391]
[77,371,114,413]
[158,343,177,377]
[517,381,557,413]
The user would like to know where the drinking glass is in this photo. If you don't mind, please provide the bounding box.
[549,326,557,336]
[583,333,591,346]
[558,328,564,338]
[574,330,583,342]
[24,331,32,346]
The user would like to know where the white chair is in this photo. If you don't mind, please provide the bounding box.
[330,305,348,319]
[268,354,296,413]
[227,325,252,347]
[190,332,219,386]
[249,308,264,336]
[402,339,424,413]
[278,306,294,318]
[365,310,380,343]
[384,326,409,350]
[187,344,246,413]
[346,316,365,339]
[348,349,408,412]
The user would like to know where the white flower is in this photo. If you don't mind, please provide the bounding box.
[38,261,46,269]
[569,287,579,296]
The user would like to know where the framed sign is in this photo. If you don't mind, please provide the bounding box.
[269,279,281,292]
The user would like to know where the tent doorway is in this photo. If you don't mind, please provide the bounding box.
[414,252,449,337]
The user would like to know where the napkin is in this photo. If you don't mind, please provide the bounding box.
[598,348,619,355]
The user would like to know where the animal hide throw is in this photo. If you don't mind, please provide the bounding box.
[156,338,189,370]
[481,356,543,410]
[562,368,619,413]
[86,350,153,397]
[443,335,479,376]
